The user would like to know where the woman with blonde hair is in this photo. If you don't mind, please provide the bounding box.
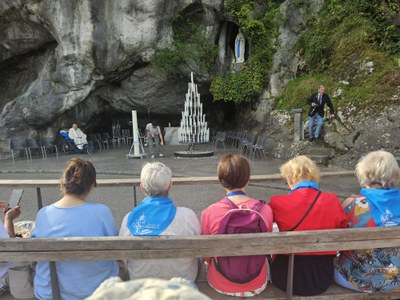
[335,150,400,293]
[32,158,119,300]
[270,155,347,296]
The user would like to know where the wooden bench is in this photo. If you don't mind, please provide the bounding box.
[2,227,400,299]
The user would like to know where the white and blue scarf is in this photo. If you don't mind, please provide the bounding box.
[361,187,400,227]
[127,197,177,236]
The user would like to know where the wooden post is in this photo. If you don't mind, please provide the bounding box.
[291,108,304,142]
[286,253,294,300]
[133,185,137,207]
[49,261,61,300]
[36,187,43,210]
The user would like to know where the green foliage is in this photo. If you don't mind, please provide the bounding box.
[211,0,283,103]
[296,0,400,71]
[151,4,218,78]
[276,0,400,113]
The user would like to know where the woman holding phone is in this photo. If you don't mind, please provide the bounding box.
[32,158,119,300]
[0,198,21,295]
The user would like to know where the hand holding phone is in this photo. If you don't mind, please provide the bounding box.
[6,189,24,212]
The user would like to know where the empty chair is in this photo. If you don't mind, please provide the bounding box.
[40,137,59,159]
[26,138,44,159]
[252,136,268,160]
[97,133,109,149]
[121,129,133,146]
[90,134,103,150]
[213,131,226,149]
[112,128,125,147]
[101,132,113,148]
[238,133,254,155]
[10,139,28,163]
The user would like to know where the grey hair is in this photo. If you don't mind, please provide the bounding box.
[319,85,325,89]
[140,162,172,197]
[355,150,400,188]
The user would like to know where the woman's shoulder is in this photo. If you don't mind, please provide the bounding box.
[176,206,198,220]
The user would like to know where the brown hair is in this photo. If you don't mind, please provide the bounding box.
[61,158,97,195]
[217,154,250,189]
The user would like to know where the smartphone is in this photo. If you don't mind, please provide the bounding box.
[6,189,24,211]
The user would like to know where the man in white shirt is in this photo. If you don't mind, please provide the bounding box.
[68,123,88,150]
[145,121,164,158]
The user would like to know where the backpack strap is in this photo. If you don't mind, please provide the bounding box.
[221,197,238,209]
[289,191,321,231]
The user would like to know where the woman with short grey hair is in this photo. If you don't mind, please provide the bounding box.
[119,162,200,281]
[140,162,172,197]
[335,150,400,293]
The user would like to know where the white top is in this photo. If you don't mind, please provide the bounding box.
[0,222,11,288]
[119,207,201,281]
[145,123,161,136]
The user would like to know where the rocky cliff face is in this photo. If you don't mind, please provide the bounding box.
[0,0,222,155]
[1,0,397,167]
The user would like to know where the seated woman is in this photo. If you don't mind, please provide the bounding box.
[201,154,273,297]
[335,150,400,293]
[32,158,119,300]
[119,162,200,281]
[0,203,21,296]
[270,155,347,296]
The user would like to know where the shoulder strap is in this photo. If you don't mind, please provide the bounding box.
[289,191,321,231]
[221,197,237,209]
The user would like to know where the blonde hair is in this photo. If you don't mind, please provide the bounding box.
[355,150,400,188]
[140,162,172,197]
[280,155,320,185]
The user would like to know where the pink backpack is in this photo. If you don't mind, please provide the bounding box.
[215,198,269,283]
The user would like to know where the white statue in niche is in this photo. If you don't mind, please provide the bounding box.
[235,29,245,63]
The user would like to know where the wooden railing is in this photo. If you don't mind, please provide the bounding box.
[0,170,353,209]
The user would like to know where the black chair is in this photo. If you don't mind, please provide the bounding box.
[25,138,44,159]
[40,137,58,159]
[10,139,28,163]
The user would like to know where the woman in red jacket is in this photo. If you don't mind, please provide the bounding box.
[270,155,347,296]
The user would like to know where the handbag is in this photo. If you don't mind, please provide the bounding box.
[289,191,321,231]
[7,262,35,299]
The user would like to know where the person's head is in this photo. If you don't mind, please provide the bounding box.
[140,162,172,197]
[355,150,400,189]
[318,85,325,95]
[280,155,320,189]
[60,158,97,196]
[151,121,158,128]
[72,123,78,130]
[217,154,250,190]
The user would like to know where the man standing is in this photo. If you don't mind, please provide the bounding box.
[307,85,334,141]
[68,122,88,150]
[146,121,164,158]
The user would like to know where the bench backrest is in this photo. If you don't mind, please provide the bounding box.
[1,227,399,262]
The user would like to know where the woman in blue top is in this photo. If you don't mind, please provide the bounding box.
[32,158,119,300]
